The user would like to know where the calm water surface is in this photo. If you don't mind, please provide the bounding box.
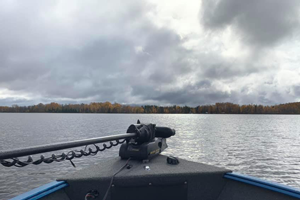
[0,113,300,199]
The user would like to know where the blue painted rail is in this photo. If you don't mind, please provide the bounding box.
[224,173,300,199]
[10,181,68,200]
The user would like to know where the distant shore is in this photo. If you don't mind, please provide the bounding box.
[1,102,300,114]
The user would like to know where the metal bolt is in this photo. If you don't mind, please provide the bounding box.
[112,184,115,187]
[184,181,187,185]
[149,183,152,186]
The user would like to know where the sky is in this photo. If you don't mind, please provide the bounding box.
[0,0,300,106]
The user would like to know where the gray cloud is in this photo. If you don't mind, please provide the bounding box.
[0,0,299,106]
[0,98,36,106]
[0,1,198,105]
[201,0,300,47]
[131,80,232,105]
[293,85,300,96]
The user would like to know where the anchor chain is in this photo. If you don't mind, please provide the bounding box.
[0,139,126,167]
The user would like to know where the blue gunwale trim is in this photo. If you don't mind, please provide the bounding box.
[10,181,68,200]
[224,172,300,199]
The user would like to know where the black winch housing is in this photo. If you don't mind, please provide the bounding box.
[119,121,175,160]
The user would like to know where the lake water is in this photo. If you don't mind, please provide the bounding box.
[0,113,300,199]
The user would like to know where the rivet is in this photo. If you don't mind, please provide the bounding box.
[184,181,187,185]
[112,184,115,187]
[149,183,152,186]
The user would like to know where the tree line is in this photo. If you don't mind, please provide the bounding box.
[1,102,300,114]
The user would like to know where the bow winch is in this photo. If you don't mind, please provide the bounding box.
[0,120,175,167]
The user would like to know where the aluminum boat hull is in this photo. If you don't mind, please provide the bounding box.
[11,155,300,200]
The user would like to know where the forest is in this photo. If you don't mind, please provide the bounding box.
[1,102,300,114]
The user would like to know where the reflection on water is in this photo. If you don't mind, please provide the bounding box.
[0,113,300,199]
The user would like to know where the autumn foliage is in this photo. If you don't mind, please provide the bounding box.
[1,102,300,114]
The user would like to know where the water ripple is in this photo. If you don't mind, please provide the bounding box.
[0,113,300,199]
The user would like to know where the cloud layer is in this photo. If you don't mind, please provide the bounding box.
[201,0,300,47]
[0,0,300,106]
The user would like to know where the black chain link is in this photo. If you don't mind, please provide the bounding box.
[0,139,126,167]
